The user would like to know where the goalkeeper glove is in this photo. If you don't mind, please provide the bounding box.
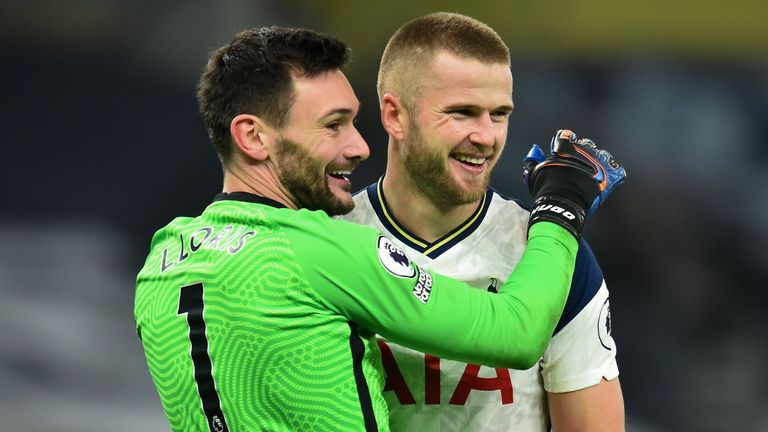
[522,129,626,239]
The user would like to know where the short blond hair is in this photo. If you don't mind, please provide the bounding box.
[377,12,510,110]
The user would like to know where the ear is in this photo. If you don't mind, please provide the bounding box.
[229,114,272,161]
[380,94,408,142]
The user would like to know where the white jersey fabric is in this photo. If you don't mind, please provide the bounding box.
[340,180,619,431]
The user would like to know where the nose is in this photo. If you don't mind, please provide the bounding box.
[344,125,370,161]
[469,112,496,148]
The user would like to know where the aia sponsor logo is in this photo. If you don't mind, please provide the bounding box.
[378,340,514,405]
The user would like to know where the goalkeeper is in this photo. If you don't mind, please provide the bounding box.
[134,26,626,432]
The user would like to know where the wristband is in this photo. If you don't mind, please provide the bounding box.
[528,195,586,239]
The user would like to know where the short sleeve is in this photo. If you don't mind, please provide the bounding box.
[541,282,619,392]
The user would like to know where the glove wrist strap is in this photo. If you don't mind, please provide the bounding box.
[528,196,586,239]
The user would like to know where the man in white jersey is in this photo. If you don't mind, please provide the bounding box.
[341,12,624,431]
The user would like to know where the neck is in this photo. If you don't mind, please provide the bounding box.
[222,160,298,209]
[381,164,482,243]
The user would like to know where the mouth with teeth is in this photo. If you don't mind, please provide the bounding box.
[451,153,490,173]
[327,168,353,183]
[325,169,353,188]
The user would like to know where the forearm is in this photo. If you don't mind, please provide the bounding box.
[388,221,577,369]
[302,217,577,369]
[491,221,577,366]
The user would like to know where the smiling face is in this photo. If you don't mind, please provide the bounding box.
[397,50,513,207]
[274,69,369,215]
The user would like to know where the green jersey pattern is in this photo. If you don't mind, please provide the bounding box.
[135,193,578,431]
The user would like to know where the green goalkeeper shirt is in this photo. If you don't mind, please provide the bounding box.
[135,192,577,432]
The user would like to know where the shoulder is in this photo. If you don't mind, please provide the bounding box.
[285,207,384,254]
[468,189,529,241]
[338,182,378,226]
[490,188,530,211]
[147,215,195,249]
[290,206,377,235]
[486,189,530,219]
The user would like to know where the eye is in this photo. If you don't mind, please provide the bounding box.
[449,109,473,117]
[491,111,511,122]
[326,121,341,132]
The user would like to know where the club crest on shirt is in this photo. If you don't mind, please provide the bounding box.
[211,416,225,432]
[487,277,499,293]
[597,298,613,350]
[377,236,416,278]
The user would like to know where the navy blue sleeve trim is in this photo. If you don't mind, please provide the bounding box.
[553,239,604,335]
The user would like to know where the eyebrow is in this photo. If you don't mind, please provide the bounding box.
[445,103,515,113]
[320,107,357,119]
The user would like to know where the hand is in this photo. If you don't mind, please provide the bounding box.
[522,129,626,238]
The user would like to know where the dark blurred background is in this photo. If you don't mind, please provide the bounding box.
[1,1,766,431]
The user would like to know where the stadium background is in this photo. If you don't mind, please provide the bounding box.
[1,1,766,431]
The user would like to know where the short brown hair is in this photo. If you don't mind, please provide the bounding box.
[377,12,510,110]
[197,27,349,164]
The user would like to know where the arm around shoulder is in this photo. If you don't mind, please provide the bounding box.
[290,215,580,370]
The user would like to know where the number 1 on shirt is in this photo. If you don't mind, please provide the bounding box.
[178,282,230,432]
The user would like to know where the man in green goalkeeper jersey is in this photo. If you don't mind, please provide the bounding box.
[134,26,625,431]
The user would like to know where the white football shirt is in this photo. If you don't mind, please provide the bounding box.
[340,180,619,431]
